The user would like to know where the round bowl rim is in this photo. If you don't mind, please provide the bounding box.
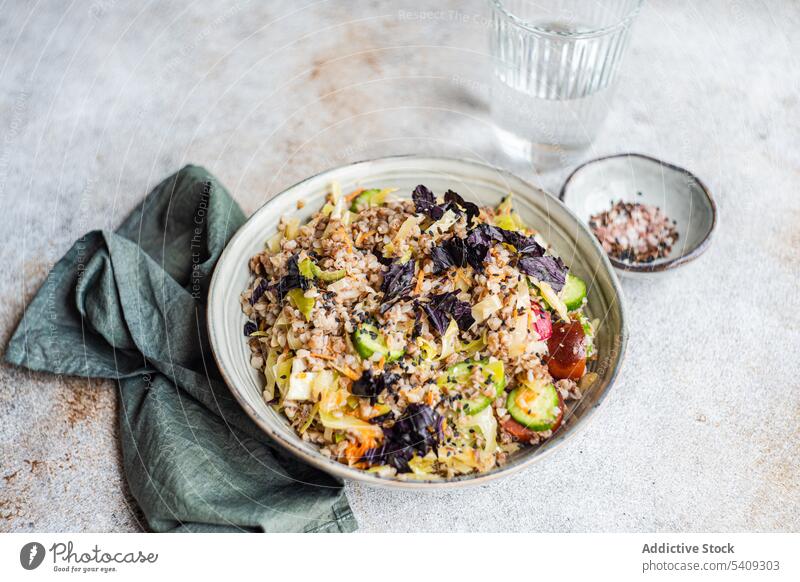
[558,152,717,274]
[488,0,644,40]
[208,154,628,489]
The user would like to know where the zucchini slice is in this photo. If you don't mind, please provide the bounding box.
[507,383,562,431]
[352,322,404,361]
[438,358,505,415]
[560,274,587,311]
[349,188,387,212]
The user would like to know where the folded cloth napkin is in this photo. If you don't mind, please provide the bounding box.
[5,166,356,533]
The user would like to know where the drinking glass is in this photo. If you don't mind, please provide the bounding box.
[489,0,643,167]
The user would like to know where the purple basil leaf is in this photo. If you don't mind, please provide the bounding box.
[464,224,501,270]
[443,190,479,224]
[381,259,416,303]
[363,403,442,472]
[351,370,399,404]
[423,291,474,335]
[518,255,568,292]
[243,321,257,336]
[445,237,467,269]
[249,278,269,305]
[411,302,423,338]
[462,224,547,271]
[414,185,481,223]
[501,230,545,256]
[430,245,455,274]
[412,185,438,216]
[430,237,468,274]
[270,254,309,300]
[374,252,394,266]
[368,412,393,425]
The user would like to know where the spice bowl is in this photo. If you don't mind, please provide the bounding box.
[559,153,717,277]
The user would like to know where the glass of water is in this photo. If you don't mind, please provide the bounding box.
[489,0,643,167]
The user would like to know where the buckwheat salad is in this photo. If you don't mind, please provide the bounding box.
[241,184,597,479]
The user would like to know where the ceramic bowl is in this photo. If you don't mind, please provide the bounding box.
[207,155,628,489]
[559,153,717,278]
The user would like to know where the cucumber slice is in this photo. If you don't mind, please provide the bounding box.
[298,257,345,283]
[352,322,405,361]
[352,323,387,358]
[507,383,561,431]
[560,274,587,311]
[349,189,386,212]
[438,359,505,416]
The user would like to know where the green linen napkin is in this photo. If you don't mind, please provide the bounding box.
[4,165,356,533]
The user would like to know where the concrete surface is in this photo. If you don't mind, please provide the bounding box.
[1,0,798,532]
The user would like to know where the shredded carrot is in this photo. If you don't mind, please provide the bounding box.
[454,268,471,288]
[343,432,379,464]
[332,364,361,381]
[344,188,364,202]
[344,441,368,463]
[355,229,375,247]
[424,391,435,406]
[310,352,335,361]
[335,225,354,254]
[376,356,385,371]
[414,267,425,295]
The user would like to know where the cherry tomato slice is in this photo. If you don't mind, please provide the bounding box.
[548,357,586,380]
[547,321,586,365]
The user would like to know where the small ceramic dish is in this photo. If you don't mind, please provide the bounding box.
[207,155,628,488]
[559,153,717,277]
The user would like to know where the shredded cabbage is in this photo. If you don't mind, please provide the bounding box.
[311,369,337,401]
[393,215,420,245]
[508,277,530,357]
[439,318,459,359]
[459,336,486,357]
[493,194,527,231]
[318,409,382,438]
[408,452,438,477]
[463,405,498,456]
[283,216,300,240]
[472,294,502,324]
[426,209,459,237]
[299,403,319,434]
[537,280,569,321]
[287,288,314,321]
[416,337,437,360]
[273,353,293,397]
[266,232,282,254]
[330,181,342,203]
[262,350,279,401]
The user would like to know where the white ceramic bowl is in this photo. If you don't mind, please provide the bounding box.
[208,155,628,488]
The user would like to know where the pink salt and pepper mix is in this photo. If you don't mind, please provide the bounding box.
[588,199,678,263]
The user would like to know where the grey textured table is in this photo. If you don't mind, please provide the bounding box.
[1,0,798,532]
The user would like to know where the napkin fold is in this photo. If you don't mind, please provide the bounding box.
[5,166,356,533]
